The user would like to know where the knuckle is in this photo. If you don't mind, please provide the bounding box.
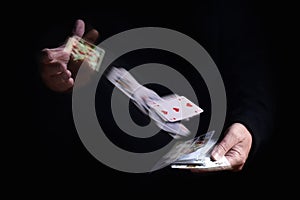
[217,142,228,152]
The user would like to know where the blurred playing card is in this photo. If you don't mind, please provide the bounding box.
[106,67,203,139]
[174,130,215,161]
[149,109,190,138]
[107,67,141,98]
[151,131,220,171]
[64,36,105,72]
[132,86,162,115]
[170,131,232,171]
[150,137,196,171]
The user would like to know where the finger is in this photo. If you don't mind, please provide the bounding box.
[211,133,238,161]
[50,49,70,62]
[41,48,70,64]
[54,52,69,63]
[42,61,67,76]
[40,48,53,64]
[224,150,243,171]
[65,77,74,89]
[56,70,72,81]
[83,29,99,44]
[47,75,74,92]
[61,77,74,90]
[72,19,85,37]
[53,75,74,87]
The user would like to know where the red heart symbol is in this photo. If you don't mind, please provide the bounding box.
[173,107,180,112]
[186,103,193,107]
[162,110,168,115]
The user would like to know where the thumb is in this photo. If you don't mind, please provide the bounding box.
[211,133,236,161]
[72,19,85,37]
[82,29,99,44]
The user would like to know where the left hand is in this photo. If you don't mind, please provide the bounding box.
[191,123,252,172]
[39,19,99,92]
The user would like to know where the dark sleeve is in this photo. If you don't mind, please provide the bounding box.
[219,1,277,159]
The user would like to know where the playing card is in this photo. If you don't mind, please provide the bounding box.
[106,67,141,98]
[106,67,202,139]
[149,109,190,138]
[150,137,197,171]
[149,95,203,122]
[170,130,232,171]
[132,86,162,115]
[172,131,215,161]
[64,36,105,72]
[171,156,232,171]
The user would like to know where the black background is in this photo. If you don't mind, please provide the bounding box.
[14,0,296,196]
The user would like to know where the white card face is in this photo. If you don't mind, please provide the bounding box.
[149,95,203,122]
[171,156,232,171]
[64,36,105,72]
[149,109,190,138]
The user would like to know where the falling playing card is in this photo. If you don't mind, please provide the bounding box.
[149,109,190,138]
[148,95,203,122]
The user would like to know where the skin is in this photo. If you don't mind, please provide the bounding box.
[191,123,252,172]
[39,19,99,92]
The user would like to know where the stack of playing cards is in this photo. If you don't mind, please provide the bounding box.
[106,67,204,139]
[171,157,231,170]
[64,36,105,72]
[151,130,231,171]
[170,131,232,170]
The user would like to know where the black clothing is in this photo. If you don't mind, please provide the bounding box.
[27,1,280,190]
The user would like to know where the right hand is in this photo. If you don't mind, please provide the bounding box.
[39,19,99,92]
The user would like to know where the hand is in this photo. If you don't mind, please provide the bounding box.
[39,19,99,92]
[191,123,252,172]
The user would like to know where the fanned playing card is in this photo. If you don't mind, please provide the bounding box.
[148,95,203,122]
[170,131,232,171]
[106,67,203,139]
